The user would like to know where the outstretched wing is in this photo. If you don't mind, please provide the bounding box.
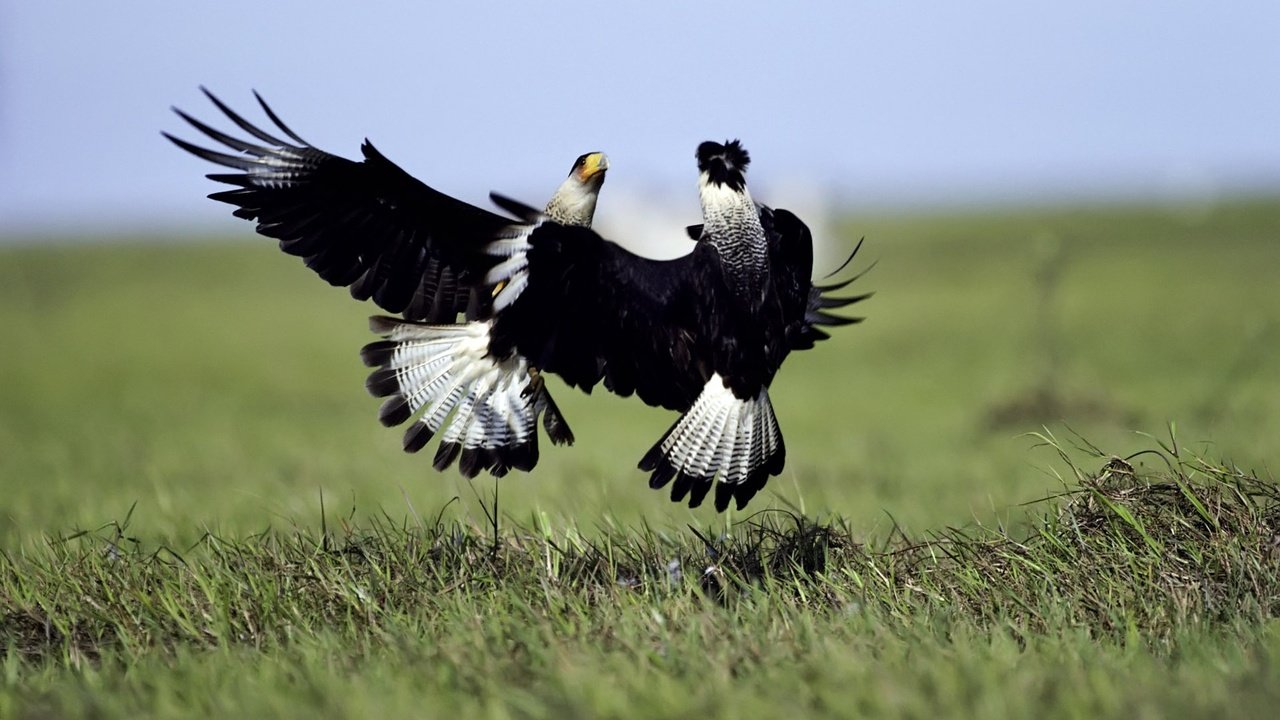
[764,208,872,352]
[165,88,511,322]
[483,201,721,412]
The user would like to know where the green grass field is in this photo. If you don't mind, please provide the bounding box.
[2,199,1279,717]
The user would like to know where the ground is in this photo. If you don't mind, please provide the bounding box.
[1,199,1278,718]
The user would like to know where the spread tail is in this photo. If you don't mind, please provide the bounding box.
[360,317,572,478]
[639,374,785,511]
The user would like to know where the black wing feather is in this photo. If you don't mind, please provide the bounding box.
[762,208,815,353]
[499,209,869,403]
[766,210,871,352]
[166,89,512,322]
[489,225,720,412]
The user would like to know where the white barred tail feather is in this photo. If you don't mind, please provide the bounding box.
[639,374,786,512]
[360,316,573,478]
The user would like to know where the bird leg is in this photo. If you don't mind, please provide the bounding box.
[522,366,544,399]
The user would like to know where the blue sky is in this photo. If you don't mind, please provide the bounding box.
[1,1,1277,236]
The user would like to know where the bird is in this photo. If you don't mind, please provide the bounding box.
[360,141,869,511]
[165,88,607,476]
[168,92,869,511]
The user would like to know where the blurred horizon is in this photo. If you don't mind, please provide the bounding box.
[2,2,1278,241]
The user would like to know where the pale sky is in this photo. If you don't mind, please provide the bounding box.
[1,1,1277,237]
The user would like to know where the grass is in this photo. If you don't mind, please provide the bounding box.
[1,198,1279,717]
[3,437,1280,718]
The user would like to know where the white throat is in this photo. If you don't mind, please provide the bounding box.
[698,172,760,237]
[545,176,600,227]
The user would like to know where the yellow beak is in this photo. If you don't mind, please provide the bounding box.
[577,152,609,182]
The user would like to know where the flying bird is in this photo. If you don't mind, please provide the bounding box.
[168,92,869,511]
[165,88,606,475]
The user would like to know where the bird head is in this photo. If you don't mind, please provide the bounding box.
[696,140,750,192]
[571,151,609,186]
[545,151,608,226]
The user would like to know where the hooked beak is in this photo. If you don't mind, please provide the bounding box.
[576,152,609,182]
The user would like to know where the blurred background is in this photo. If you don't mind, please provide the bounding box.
[1,2,1277,541]
[2,1,1277,240]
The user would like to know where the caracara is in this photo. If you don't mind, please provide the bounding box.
[166,88,605,475]
[169,93,867,511]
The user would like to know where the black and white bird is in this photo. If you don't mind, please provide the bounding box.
[165,89,606,476]
[168,92,868,512]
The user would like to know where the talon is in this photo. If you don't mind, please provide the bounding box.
[522,366,545,398]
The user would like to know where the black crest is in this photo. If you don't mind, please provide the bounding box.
[696,140,750,191]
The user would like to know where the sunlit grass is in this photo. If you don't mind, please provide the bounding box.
[1,198,1278,717]
[3,434,1279,718]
